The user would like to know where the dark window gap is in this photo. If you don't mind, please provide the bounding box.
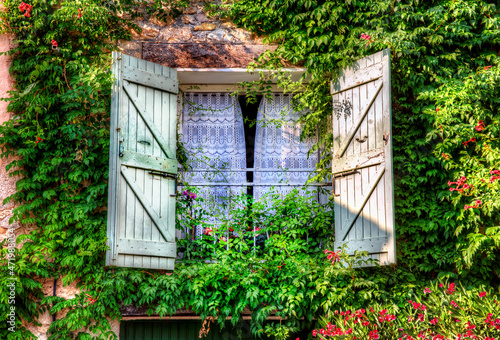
[238,95,261,198]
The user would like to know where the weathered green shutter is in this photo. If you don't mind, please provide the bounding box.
[331,49,395,265]
[106,52,178,270]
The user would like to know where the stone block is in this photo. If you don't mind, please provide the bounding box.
[221,21,238,29]
[149,15,174,27]
[143,43,278,68]
[184,4,198,14]
[194,23,217,31]
[181,15,196,25]
[158,27,193,43]
[117,40,142,59]
[194,13,208,23]
[130,21,160,40]
[206,28,225,42]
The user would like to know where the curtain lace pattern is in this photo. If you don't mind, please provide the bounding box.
[179,93,247,237]
[254,94,320,201]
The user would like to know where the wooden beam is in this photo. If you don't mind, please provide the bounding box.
[123,65,179,94]
[121,150,177,175]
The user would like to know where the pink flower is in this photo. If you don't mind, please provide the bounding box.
[451,300,458,308]
[447,283,455,294]
[423,287,432,294]
[431,318,439,325]
[479,292,487,298]
[204,227,213,236]
[439,283,444,287]
[312,330,317,337]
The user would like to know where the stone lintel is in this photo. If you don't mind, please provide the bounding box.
[143,43,277,68]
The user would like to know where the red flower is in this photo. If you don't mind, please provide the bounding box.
[479,291,487,298]
[475,120,486,132]
[484,66,492,70]
[325,249,341,264]
[51,39,58,47]
[439,283,444,287]
[360,33,373,48]
[85,293,97,305]
[312,330,317,337]
[462,137,476,146]
[19,2,33,17]
[204,227,213,236]
[77,8,83,19]
[35,136,43,146]
[451,300,458,308]
[436,108,440,112]
[431,318,439,325]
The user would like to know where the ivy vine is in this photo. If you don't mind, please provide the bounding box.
[0,0,499,339]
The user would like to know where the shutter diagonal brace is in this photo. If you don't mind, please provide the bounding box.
[121,166,174,242]
[340,167,385,241]
[122,81,176,160]
[335,81,383,159]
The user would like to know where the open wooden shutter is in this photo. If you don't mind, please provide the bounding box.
[331,49,395,265]
[106,52,178,270]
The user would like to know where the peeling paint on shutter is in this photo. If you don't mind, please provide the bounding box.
[331,49,396,265]
[106,52,178,270]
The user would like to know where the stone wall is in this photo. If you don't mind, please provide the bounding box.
[118,1,275,68]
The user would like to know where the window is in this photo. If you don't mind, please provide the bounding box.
[176,70,327,238]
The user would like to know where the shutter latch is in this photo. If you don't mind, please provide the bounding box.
[149,171,178,196]
[119,139,124,157]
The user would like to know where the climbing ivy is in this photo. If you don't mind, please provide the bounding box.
[0,0,499,339]
[221,0,500,279]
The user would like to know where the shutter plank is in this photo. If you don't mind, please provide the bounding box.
[121,166,174,241]
[123,82,176,159]
[335,81,383,158]
[339,167,385,241]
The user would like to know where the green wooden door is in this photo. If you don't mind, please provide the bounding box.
[121,320,255,340]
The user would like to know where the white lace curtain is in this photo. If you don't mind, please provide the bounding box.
[179,93,323,237]
[179,93,247,237]
[253,94,320,201]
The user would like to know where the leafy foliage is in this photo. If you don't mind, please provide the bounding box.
[221,0,500,279]
[0,0,499,339]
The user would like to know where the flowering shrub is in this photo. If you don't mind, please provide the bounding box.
[313,282,500,340]
[176,186,334,260]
